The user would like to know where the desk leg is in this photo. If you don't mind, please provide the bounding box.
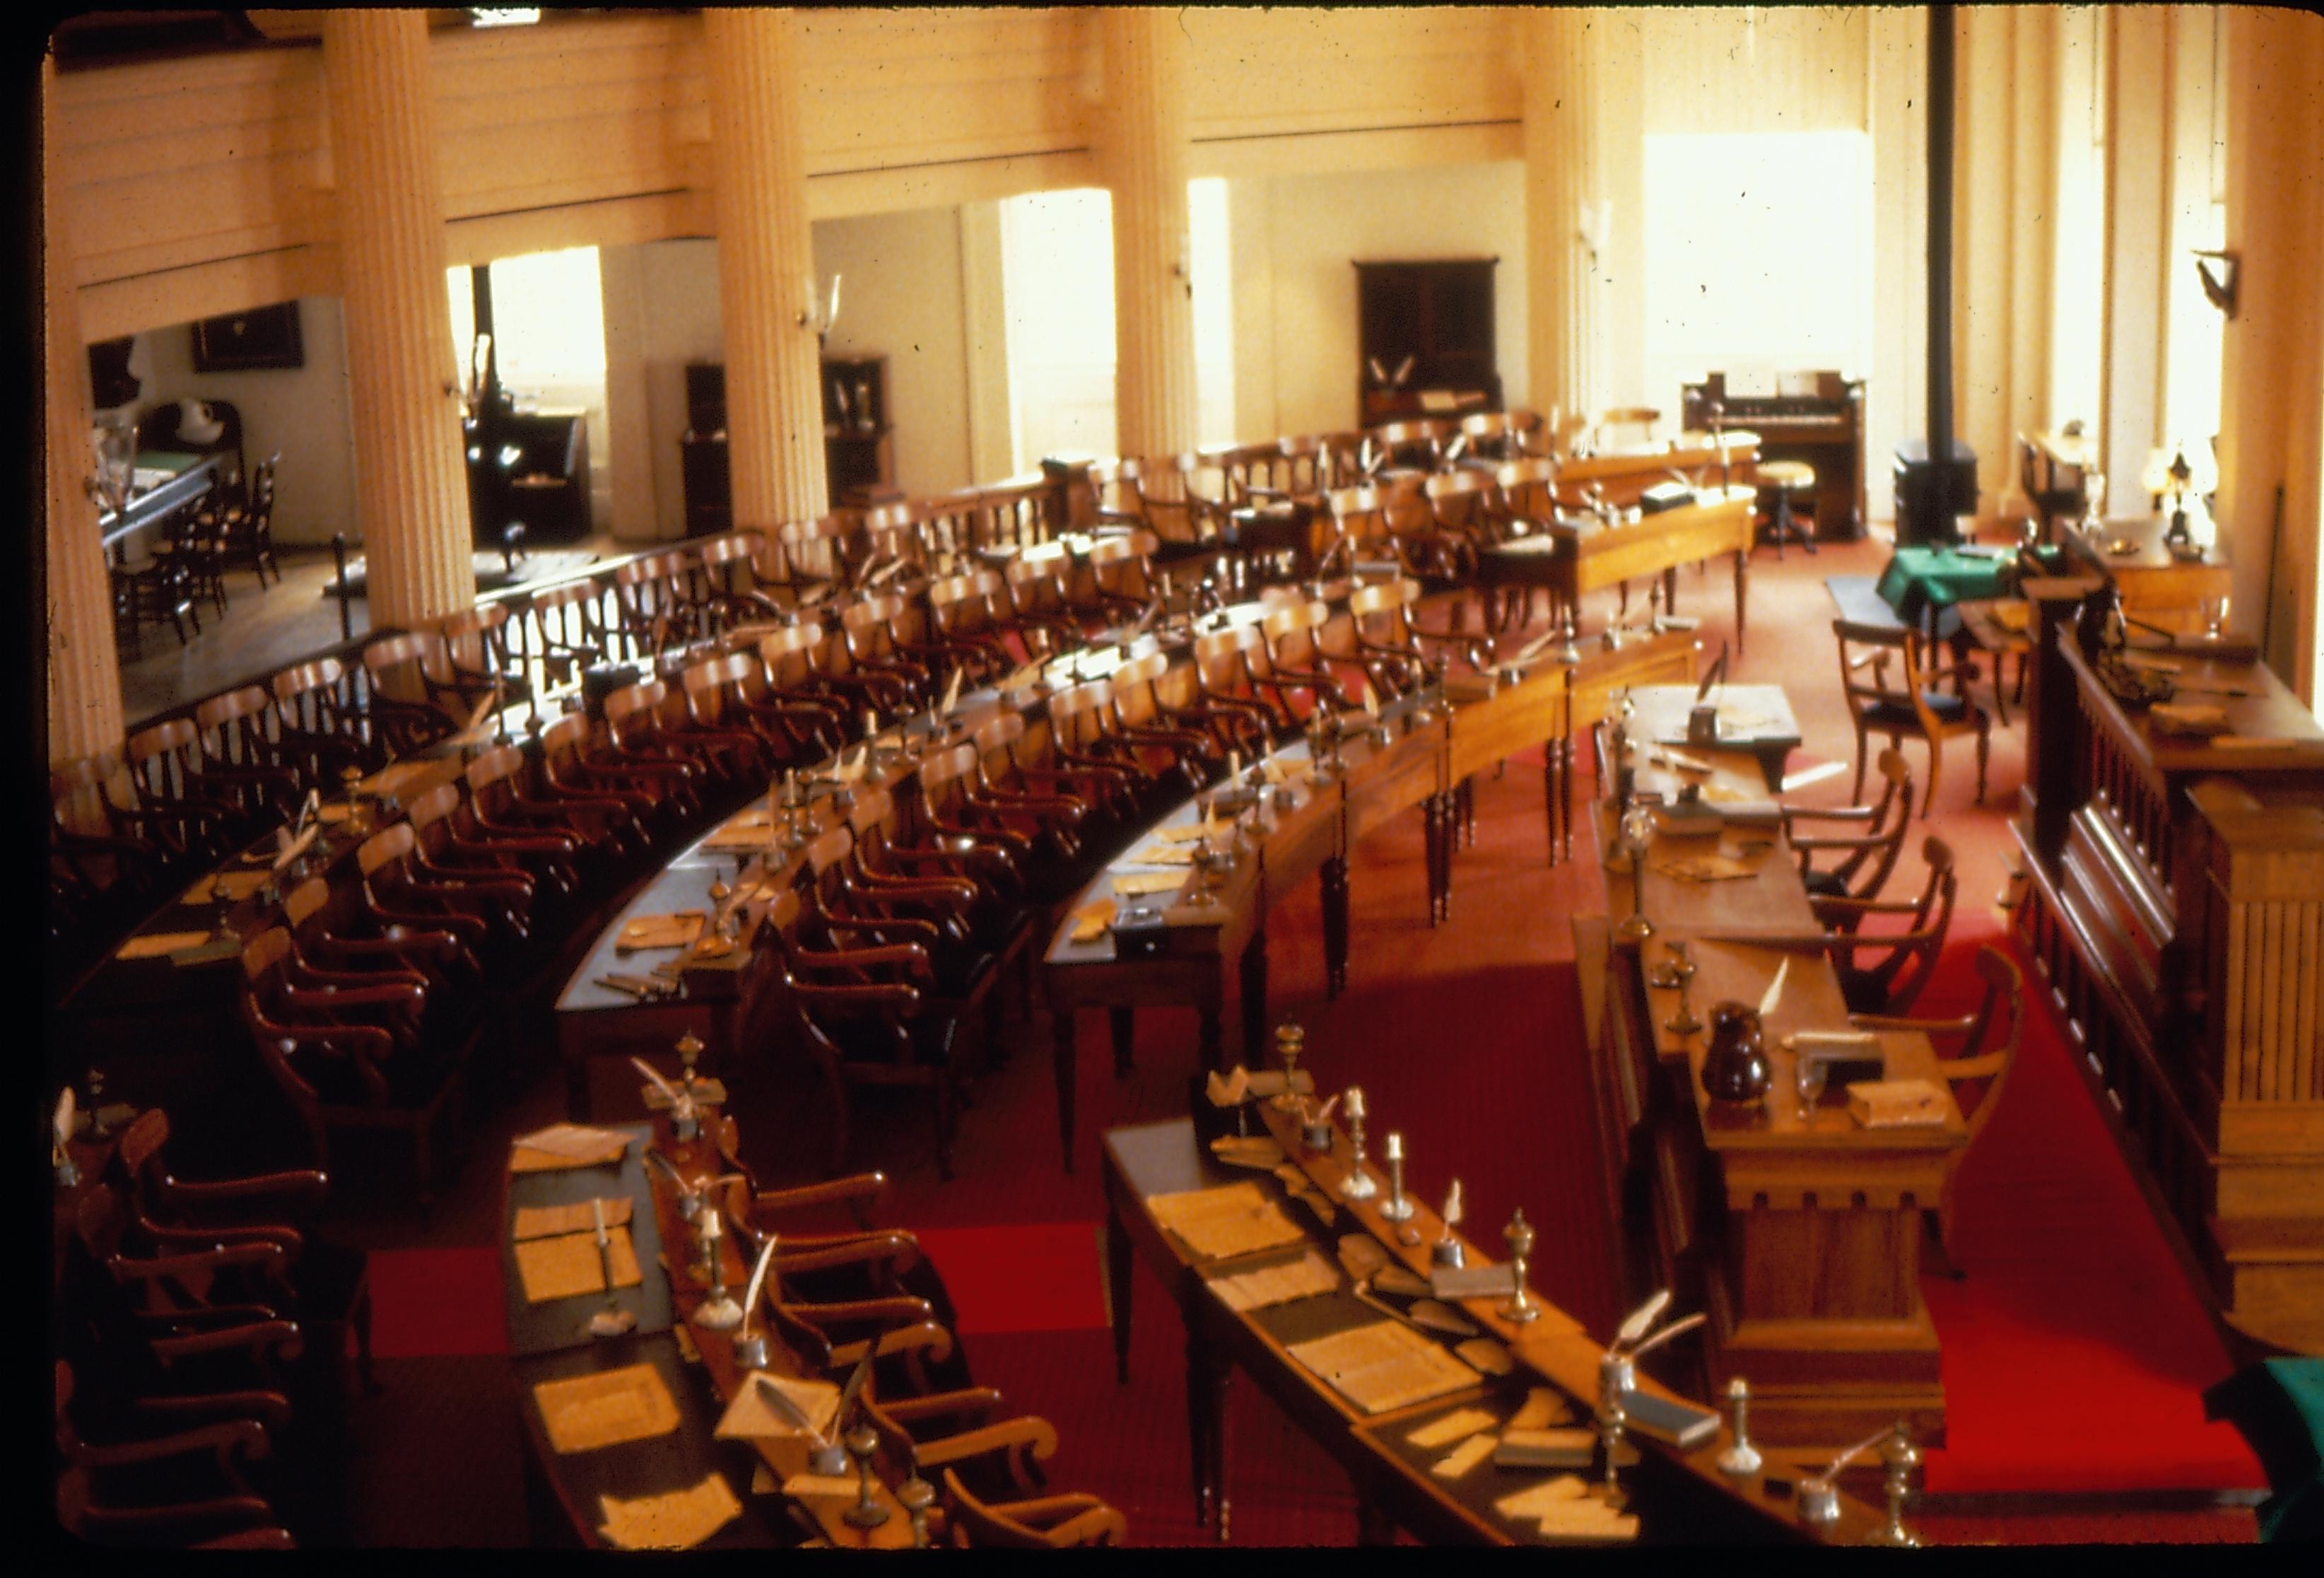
[1732,548,1749,658]
[1105,1214,1133,1384]
[1240,930,1269,1065]
[1560,733,1576,862]
[1109,1006,1136,1078]
[1052,1010,1077,1174]
[1356,1485,1397,1546]
[1321,856,1351,998]
[1423,794,1445,925]
[1198,1004,1224,1071]
[1544,747,1560,866]
[1187,1330,1233,1536]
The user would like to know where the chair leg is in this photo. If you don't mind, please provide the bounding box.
[1920,737,1943,820]
[1850,733,1870,803]
[1974,726,1989,804]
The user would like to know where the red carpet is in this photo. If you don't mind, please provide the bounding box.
[369,1247,508,1359]
[906,1224,1110,1335]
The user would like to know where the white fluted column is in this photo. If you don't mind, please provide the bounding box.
[1100,7,1199,460]
[323,11,471,631]
[44,57,124,768]
[1523,8,1606,428]
[703,7,828,550]
[2217,8,2324,695]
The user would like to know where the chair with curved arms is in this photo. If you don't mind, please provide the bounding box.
[1848,942,2024,1275]
[112,1108,376,1402]
[840,593,937,713]
[601,679,709,821]
[941,1466,1125,1549]
[534,711,666,848]
[282,874,475,1018]
[353,822,497,962]
[192,686,306,825]
[712,645,838,767]
[1370,417,1452,474]
[54,1359,295,1550]
[1047,678,1172,815]
[401,783,538,945]
[689,530,786,636]
[1079,531,1166,631]
[270,658,378,782]
[51,752,213,900]
[1833,617,1990,819]
[239,927,458,1200]
[925,571,1019,686]
[434,602,531,733]
[1255,598,1356,725]
[1108,647,1219,790]
[773,514,859,608]
[1812,834,1959,1016]
[611,549,699,661]
[760,620,900,733]
[966,711,1099,870]
[1462,409,1542,464]
[674,653,783,789]
[358,633,465,761]
[999,542,1086,657]
[761,881,971,1181]
[743,626,852,756]
[121,718,245,867]
[524,578,620,701]
[1346,578,1491,700]
[1781,747,1915,918]
[465,742,627,873]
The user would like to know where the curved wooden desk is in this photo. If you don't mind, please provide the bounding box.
[1101,1107,1885,1545]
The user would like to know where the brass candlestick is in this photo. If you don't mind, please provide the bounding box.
[1497,1209,1539,1323]
[1380,1133,1417,1225]
[897,1475,936,1548]
[1272,1022,1305,1112]
[1433,1179,1467,1268]
[1339,1086,1378,1200]
[1716,1377,1762,1478]
[840,1425,891,1530]
[689,1208,743,1331]
[1870,1425,1922,1548]
[1615,803,1655,944]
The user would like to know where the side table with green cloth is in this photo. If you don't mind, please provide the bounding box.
[1874,545,2016,630]
[2205,1357,2324,1543]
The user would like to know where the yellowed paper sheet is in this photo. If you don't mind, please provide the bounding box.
[618,911,705,952]
[1153,819,1228,843]
[1407,1406,1500,1450]
[1146,1181,1310,1262]
[715,1372,841,1443]
[1207,1133,1284,1170]
[515,1226,642,1304]
[1431,1432,1498,1480]
[182,870,271,906]
[1208,1249,1342,1313]
[1129,841,1199,866]
[1457,1336,1515,1377]
[510,1123,631,1173]
[535,1363,680,1455]
[1508,1387,1573,1432]
[117,930,217,960]
[1067,901,1113,944]
[598,1473,741,1551]
[1285,1320,1481,1415]
[780,1473,862,1504]
[1337,1234,1390,1281]
[512,1196,634,1241]
[1112,871,1189,898]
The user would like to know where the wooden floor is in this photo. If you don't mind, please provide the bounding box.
[114,532,630,727]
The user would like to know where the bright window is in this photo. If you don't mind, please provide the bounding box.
[999,180,1235,471]
[1641,132,1873,415]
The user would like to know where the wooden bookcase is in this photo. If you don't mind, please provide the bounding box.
[1354,258,1501,424]
[680,356,897,534]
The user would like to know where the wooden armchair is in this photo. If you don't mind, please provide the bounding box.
[524,578,619,699]
[238,928,459,1201]
[120,719,244,865]
[1255,597,1356,723]
[353,822,496,959]
[269,658,377,782]
[358,633,464,760]
[674,653,783,787]
[1047,678,1172,814]
[840,593,937,713]
[690,530,787,635]
[1347,577,1490,699]
[1109,647,1219,790]
[535,711,670,844]
[600,679,708,820]
[192,685,304,824]
[1849,942,2024,1275]
[1812,834,1959,1015]
[435,602,530,732]
[112,1109,375,1401]
[466,742,634,867]
[1190,625,1289,749]
[775,514,860,607]
[746,626,852,755]
[55,1359,293,1550]
[402,783,539,944]
[761,883,970,1180]
[941,1467,1125,1548]
[1370,417,1453,473]
[283,873,474,1010]
[51,751,213,894]
[440,760,585,901]
[1080,530,1165,630]
[999,542,1086,656]
[926,571,1019,686]
[968,711,1098,867]
[1782,747,1914,917]
[1462,408,1542,463]
[1833,618,1990,819]
[611,549,698,660]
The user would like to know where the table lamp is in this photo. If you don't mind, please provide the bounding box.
[2142,439,2218,552]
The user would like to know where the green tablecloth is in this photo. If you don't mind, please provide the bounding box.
[2205,1357,2324,1543]
[1874,545,2014,627]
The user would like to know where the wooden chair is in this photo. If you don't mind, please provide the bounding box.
[968,711,1099,870]
[763,877,971,1180]
[690,530,785,635]
[466,741,633,867]
[1593,407,1662,451]
[840,593,937,713]
[536,710,674,843]
[1045,680,1149,819]
[1833,617,1990,819]
[1460,408,1542,462]
[401,783,540,949]
[999,542,1086,655]
[1781,747,1915,918]
[926,571,1019,685]
[775,515,860,607]
[611,550,698,660]
[1370,417,1453,473]
[1812,834,1959,1016]
[196,452,281,589]
[1108,647,1219,790]
[852,776,1030,1049]
[237,927,459,1202]
[51,751,213,893]
[1255,598,1355,723]
[435,602,529,732]
[940,1467,1125,1548]
[600,679,708,819]
[112,1108,377,1402]
[54,1360,294,1550]
[674,653,782,787]
[353,822,495,961]
[283,872,476,1012]
[270,658,377,781]
[358,633,464,761]
[122,718,244,865]
[1346,578,1490,699]
[524,577,619,699]
[192,686,304,826]
[1849,942,2024,1275]
[1080,530,1165,629]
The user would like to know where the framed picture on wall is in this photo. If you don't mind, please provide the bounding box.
[192,301,305,371]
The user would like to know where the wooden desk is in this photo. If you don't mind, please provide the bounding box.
[1530,488,1756,653]
[2060,513,2232,621]
[505,1116,915,1548]
[1101,1111,1883,1545]
[1619,682,1802,795]
[1588,757,1966,1450]
[1046,660,1595,1172]
[100,452,221,552]
[2016,586,2324,1351]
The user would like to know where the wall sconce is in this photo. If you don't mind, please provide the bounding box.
[799,273,842,339]
[2193,250,2238,318]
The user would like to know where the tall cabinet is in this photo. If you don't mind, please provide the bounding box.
[1354,258,1501,423]
[680,356,897,535]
